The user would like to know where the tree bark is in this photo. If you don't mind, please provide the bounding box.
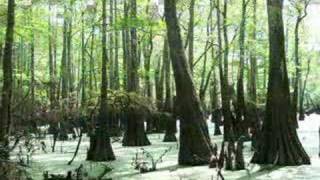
[0,0,15,160]
[163,37,176,142]
[114,0,120,90]
[251,0,310,166]
[122,0,150,146]
[188,0,195,73]
[81,11,86,107]
[87,0,115,162]
[164,0,213,165]
[292,0,310,122]
[217,0,234,142]
[235,0,248,139]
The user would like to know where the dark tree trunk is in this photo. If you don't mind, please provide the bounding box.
[122,0,130,90]
[235,138,245,170]
[0,0,15,160]
[48,4,56,109]
[114,0,120,90]
[235,0,249,139]
[155,56,164,111]
[216,0,234,142]
[164,0,213,165]
[61,5,69,101]
[109,0,115,90]
[251,0,310,166]
[163,37,176,142]
[188,0,195,73]
[81,11,86,107]
[299,57,311,120]
[292,1,310,122]
[86,0,115,162]
[122,0,150,146]
[30,7,35,107]
[248,0,259,150]
[249,0,257,107]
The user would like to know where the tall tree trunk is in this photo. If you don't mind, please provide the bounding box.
[217,0,234,142]
[251,0,310,166]
[30,31,35,107]
[248,0,259,149]
[61,5,69,101]
[67,3,73,96]
[0,0,15,160]
[122,0,130,90]
[81,11,86,107]
[89,24,96,94]
[164,0,213,165]
[48,4,56,109]
[163,37,176,142]
[292,1,310,122]
[249,0,257,105]
[87,0,115,161]
[122,0,151,146]
[235,0,248,139]
[188,0,195,73]
[109,0,115,90]
[114,0,120,90]
[299,57,311,120]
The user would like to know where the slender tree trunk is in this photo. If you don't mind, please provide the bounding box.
[293,1,309,121]
[164,0,213,165]
[61,5,69,101]
[114,0,120,90]
[0,0,15,160]
[48,4,56,109]
[188,0,195,73]
[122,0,151,146]
[81,11,86,107]
[89,24,96,93]
[87,0,115,161]
[249,0,257,105]
[109,0,115,90]
[217,0,234,142]
[235,0,248,139]
[299,57,311,120]
[163,37,177,142]
[251,0,310,166]
[248,0,259,149]
[122,0,130,90]
[155,47,165,112]
[30,32,35,107]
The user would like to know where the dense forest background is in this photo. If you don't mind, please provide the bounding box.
[0,0,320,179]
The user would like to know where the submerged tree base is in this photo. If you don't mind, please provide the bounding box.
[122,112,151,146]
[178,121,213,166]
[87,131,115,162]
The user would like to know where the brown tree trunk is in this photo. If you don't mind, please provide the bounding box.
[114,0,120,90]
[122,0,150,146]
[0,0,15,160]
[164,0,213,165]
[235,0,248,139]
[163,37,176,142]
[87,0,115,161]
[216,0,234,142]
[81,11,86,107]
[251,0,310,166]
[292,1,310,122]
[188,0,195,73]
[299,57,311,120]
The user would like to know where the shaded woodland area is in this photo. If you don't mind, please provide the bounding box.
[0,0,320,179]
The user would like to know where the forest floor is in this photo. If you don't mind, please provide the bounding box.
[11,114,320,180]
